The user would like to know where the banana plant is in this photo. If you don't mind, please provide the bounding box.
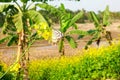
[84,6,112,49]
[37,3,88,56]
[0,0,50,79]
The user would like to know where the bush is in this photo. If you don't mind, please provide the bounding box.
[29,43,120,80]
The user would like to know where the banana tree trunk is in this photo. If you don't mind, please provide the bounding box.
[22,19,30,80]
[105,31,112,45]
[60,38,65,56]
[16,30,29,80]
[16,30,24,80]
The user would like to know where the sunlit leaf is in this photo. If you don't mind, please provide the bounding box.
[59,3,66,13]
[36,3,60,15]
[103,5,110,26]
[90,11,100,27]
[26,10,48,25]
[67,30,88,35]
[12,13,23,33]
[0,4,10,12]
[69,10,84,26]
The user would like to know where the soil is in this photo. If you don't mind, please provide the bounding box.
[0,21,120,65]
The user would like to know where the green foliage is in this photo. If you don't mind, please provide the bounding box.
[90,11,100,27]
[37,3,84,55]
[0,1,49,46]
[84,6,112,49]
[69,11,84,27]
[0,61,13,80]
[26,10,47,25]
[0,36,10,44]
[103,5,110,26]
[59,9,83,33]
[59,6,83,54]
[0,4,10,12]
[0,1,50,79]
[12,13,23,33]
[0,0,12,2]
[65,36,77,48]
[7,35,18,46]
[67,29,88,35]
[29,43,120,80]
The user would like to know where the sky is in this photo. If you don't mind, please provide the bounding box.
[0,0,120,13]
[48,0,120,12]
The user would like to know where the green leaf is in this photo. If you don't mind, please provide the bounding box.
[90,11,100,27]
[61,11,83,33]
[20,0,28,3]
[65,36,77,48]
[36,3,60,15]
[32,0,48,3]
[78,35,84,39]
[12,13,23,33]
[103,5,110,26]
[0,36,10,44]
[0,0,12,2]
[77,30,95,39]
[85,32,100,49]
[61,19,71,32]
[1,19,7,34]
[72,23,78,29]
[7,35,17,46]
[26,10,48,25]
[60,3,66,13]
[0,4,10,12]
[87,29,96,35]
[58,39,64,52]
[67,30,88,35]
[69,10,84,26]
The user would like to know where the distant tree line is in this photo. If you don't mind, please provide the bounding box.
[39,9,120,24]
[0,8,120,26]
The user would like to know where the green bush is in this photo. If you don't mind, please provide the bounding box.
[29,43,120,80]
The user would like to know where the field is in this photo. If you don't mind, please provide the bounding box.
[1,1,120,79]
[0,21,120,65]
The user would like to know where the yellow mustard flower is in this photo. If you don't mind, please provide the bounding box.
[42,30,51,40]
[34,24,39,30]
[10,63,20,72]
[37,30,42,35]
[40,22,48,29]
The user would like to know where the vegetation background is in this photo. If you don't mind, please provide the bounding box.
[0,0,120,80]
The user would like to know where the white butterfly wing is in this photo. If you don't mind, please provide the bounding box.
[52,29,63,44]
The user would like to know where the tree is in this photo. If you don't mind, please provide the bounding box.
[37,3,88,56]
[84,6,112,49]
[0,0,81,79]
[0,0,50,80]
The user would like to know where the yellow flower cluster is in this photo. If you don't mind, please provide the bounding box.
[33,22,52,40]
[42,30,51,40]
[10,63,20,72]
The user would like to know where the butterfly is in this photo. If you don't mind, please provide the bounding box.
[51,28,63,45]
